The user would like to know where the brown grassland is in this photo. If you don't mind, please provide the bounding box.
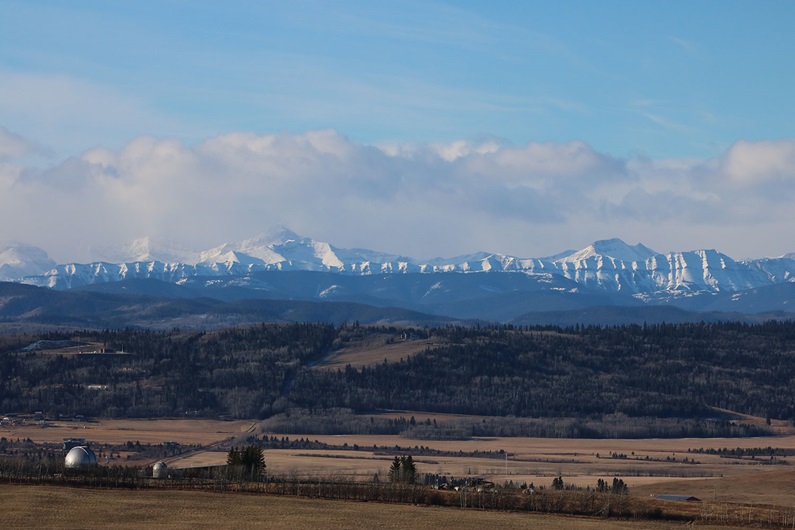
[170,431,795,507]
[1,418,257,446]
[0,484,745,529]
[314,335,436,370]
[9,417,795,509]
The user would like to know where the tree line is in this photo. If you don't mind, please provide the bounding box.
[1,321,795,428]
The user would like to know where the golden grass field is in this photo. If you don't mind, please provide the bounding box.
[0,484,747,530]
[9,415,795,508]
[6,416,795,528]
[266,433,795,506]
[1,418,257,446]
[315,335,436,370]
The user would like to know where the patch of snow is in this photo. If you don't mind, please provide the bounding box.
[319,285,339,298]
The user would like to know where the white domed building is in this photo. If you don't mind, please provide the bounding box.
[152,461,168,479]
[65,446,98,469]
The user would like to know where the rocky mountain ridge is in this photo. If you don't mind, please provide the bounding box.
[2,229,794,305]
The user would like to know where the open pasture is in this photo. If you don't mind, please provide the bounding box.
[167,429,795,508]
[0,484,744,529]
[314,335,436,370]
[7,415,795,510]
[631,467,795,508]
[0,417,256,446]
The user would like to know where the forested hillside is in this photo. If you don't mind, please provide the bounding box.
[1,322,794,434]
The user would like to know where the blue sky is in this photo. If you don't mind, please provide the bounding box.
[1,1,794,261]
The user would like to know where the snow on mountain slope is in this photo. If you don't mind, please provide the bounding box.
[552,239,657,293]
[198,226,423,274]
[423,252,500,272]
[199,234,287,266]
[333,246,418,274]
[0,243,57,281]
[31,261,197,289]
[741,256,795,284]
[10,229,795,304]
[420,253,555,274]
[551,241,778,295]
[560,238,658,263]
[642,249,770,294]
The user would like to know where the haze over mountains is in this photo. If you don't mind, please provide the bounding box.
[0,226,794,325]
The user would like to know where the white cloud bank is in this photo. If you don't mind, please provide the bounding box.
[1,127,793,262]
[722,139,795,187]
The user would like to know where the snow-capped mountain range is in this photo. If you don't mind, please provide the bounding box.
[1,227,794,307]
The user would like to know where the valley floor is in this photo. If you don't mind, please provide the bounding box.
[0,484,747,530]
[8,417,795,507]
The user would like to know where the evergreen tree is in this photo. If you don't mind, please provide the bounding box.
[227,444,265,480]
[401,455,416,484]
[227,446,242,466]
[611,477,628,495]
[388,456,401,483]
[388,455,417,484]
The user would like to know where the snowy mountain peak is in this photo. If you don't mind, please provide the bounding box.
[247,225,302,247]
[0,242,57,281]
[119,237,161,262]
[561,238,658,263]
[198,226,320,267]
[199,240,284,265]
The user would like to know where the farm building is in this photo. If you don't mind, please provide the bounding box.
[654,494,701,502]
[63,438,87,451]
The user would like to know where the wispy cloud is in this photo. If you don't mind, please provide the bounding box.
[668,35,697,54]
[0,70,185,157]
[639,112,699,134]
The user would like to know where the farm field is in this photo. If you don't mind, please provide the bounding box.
[0,484,746,529]
[0,418,257,446]
[7,416,795,507]
[7,416,795,509]
[167,428,795,508]
[314,335,437,370]
[266,435,795,506]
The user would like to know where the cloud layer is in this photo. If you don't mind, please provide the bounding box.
[1,127,793,262]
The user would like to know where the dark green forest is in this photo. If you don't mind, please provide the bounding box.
[1,321,794,433]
